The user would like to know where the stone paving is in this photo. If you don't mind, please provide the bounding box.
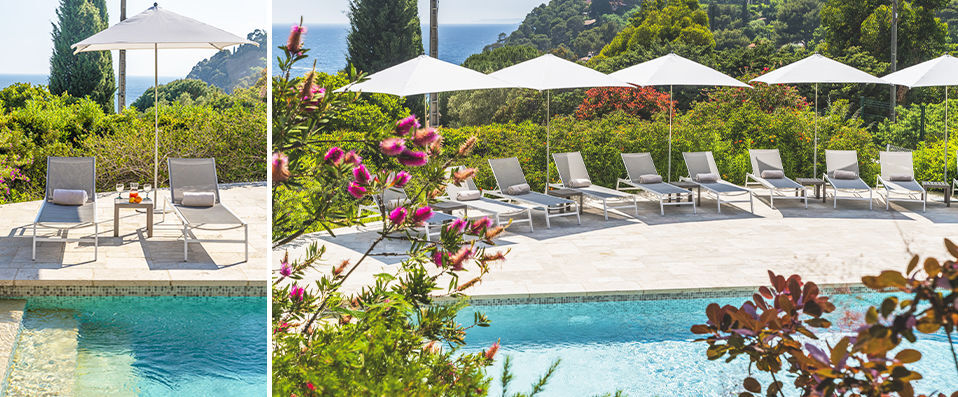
[0,183,268,287]
[276,188,958,298]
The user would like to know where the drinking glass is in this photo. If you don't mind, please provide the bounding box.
[143,183,152,200]
[115,183,124,199]
[130,182,139,193]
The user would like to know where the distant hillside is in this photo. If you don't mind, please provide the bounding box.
[186,29,267,93]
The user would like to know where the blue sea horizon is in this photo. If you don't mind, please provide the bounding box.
[272,23,518,75]
[0,74,178,110]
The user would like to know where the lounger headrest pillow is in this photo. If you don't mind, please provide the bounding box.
[888,174,914,182]
[505,183,530,195]
[52,189,88,206]
[833,170,858,180]
[181,191,216,207]
[694,173,719,183]
[567,178,591,188]
[761,170,785,179]
[637,174,662,184]
[456,190,482,201]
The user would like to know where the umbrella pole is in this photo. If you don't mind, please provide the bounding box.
[946,86,949,182]
[814,83,818,178]
[668,85,673,182]
[154,43,159,200]
[545,90,551,193]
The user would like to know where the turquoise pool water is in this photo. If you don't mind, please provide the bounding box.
[459,294,958,396]
[4,297,266,396]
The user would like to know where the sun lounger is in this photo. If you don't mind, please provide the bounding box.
[876,151,925,212]
[358,186,460,241]
[681,151,754,213]
[616,152,696,215]
[166,158,248,262]
[33,157,98,261]
[823,150,873,210]
[744,149,808,209]
[552,152,638,220]
[952,150,957,200]
[443,167,534,230]
[488,157,581,228]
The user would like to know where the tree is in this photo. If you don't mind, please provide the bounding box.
[49,0,115,112]
[186,30,267,93]
[345,0,423,74]
[594,0,715,61]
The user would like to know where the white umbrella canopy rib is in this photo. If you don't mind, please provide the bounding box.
[489,54,630,191]
[751,53,885,177]
[610,53,750,181]
[336,55,515,96]
[882,54,958,181]
[72,3,254,197]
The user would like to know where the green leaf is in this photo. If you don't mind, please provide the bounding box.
[895,349,921,363]
[906,255,920,275]
[923,257,941,277]
[743,377,761,393]
[880,297,898,317]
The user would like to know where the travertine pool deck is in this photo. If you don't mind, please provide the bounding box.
[276,189,957,299]
[0,183,267,288]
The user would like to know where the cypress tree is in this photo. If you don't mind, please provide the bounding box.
[49,0,116,112]
[346,0,424,74]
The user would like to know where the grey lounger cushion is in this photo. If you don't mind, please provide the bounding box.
[456,190,482,201]
[181,192,216,207]
[638,174,662,184]
[695,173,719,183]
[505,183,531,195]
[567,178,591,188]
[52,189,88,206]
[761,170,784,179]
[834,170,858,180]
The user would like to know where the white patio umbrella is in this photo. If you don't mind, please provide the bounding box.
[610,53,750,181]
[72,3,254,195]
[751,53,884,177]
[488,54,630,190]
[881,54,958,182]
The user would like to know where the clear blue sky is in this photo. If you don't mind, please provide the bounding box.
[0,0,268,76]
[272,0,547,25]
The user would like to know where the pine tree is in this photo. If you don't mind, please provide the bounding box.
[346,0,424,74]
[49,0,116,112]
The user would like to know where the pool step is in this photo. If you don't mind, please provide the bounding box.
[0,300,26,396]
[4,309,79,396]
[74,349,137,396]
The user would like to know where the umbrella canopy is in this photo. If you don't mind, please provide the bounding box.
[609,53,750,88]
[72,4,253,52]
[337,55,515,96]
[72,3,254,197]
[882,54,958,182]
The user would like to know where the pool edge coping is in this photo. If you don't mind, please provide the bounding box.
[0,300,25,397]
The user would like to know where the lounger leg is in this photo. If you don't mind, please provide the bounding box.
[885,191,890,210]
[183,226,189,262]
[717,196,722,213]
[632,196,639,217]
[527,209,534,232]
[94,222,98,262]
[659,197,664,216]
[869,190,873,210]
[544,209,551,229]
[770,193,774,209]
[244,224,249,262]
[32,223,37,261]
[750,194,754,213]
[923,191,927,212]
[603,200,608,221]
[833,187,838,209]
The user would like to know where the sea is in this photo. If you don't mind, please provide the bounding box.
[0,74,177,110]
[272,23,518,75]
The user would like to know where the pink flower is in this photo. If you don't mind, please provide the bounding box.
[398,149,428,167]
[290,285,305,301]
[271,152,290,184]
[448,247,472,270]
[446,218,467,234]
[343,150,362,165]
[279,260,292,277]
[352,164,371,185]
[388,206,407,225]
[389,171,411,187]
[395,115,420,136]
[432,250,445,267]
[287,25,306,55]
[324,147,344,165]
[347,182,366,199]
[484,340,500,360]
[379,137,406,157]
[411,128,441,147]
[470,217,494,234]
[411,206,433,224]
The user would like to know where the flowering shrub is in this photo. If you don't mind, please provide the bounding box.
[692,239,958,397]
[0,156,29,204]
[575,86,673,120]
[271,22,559,396]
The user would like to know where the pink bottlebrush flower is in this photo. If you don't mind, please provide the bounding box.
[379,137,406,157]
[395,115,420,136]
[446,218,467,234]
[484,340,500,360]
[324,147,344,165]
[287,25,306,54]
[290,285,305,301]
[398,149,429,167]
[352,164,371,185]
[470,217,494,234]
[343,150,362,165]
[279,261,292,277]
[432,250,445,267]
[390,171,411,187]
[347,182,366,199]
[411,128,441,147]
[411,206,433,224]
[388,206,408,225]
[272,152,290,184]
[448,247,472,270]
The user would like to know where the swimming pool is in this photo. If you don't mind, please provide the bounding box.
[459,293,957,396]
[3,296,266,396]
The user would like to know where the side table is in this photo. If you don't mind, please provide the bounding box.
[114,198,154,237]
[430,200,467,215]
[921,181,952,207]
[796,178,827,203]
[669,181,700,205]
[547,188,583,214]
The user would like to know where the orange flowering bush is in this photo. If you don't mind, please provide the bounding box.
[575,86,674,120]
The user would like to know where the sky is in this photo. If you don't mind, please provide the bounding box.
[0,0,268,76]
[272,0,547,25]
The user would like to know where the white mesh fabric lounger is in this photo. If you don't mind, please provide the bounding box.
[443,167,534,231]
[876,151,925,212]
[33,157,99,261]
[823,150,873,210]
[357,186,460,241]
[681,151,754,213]
[744,149,808,209]
[166,158,248,262]
[552,152,638,220]
[488,157,581,228]
[616,152,696,215]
